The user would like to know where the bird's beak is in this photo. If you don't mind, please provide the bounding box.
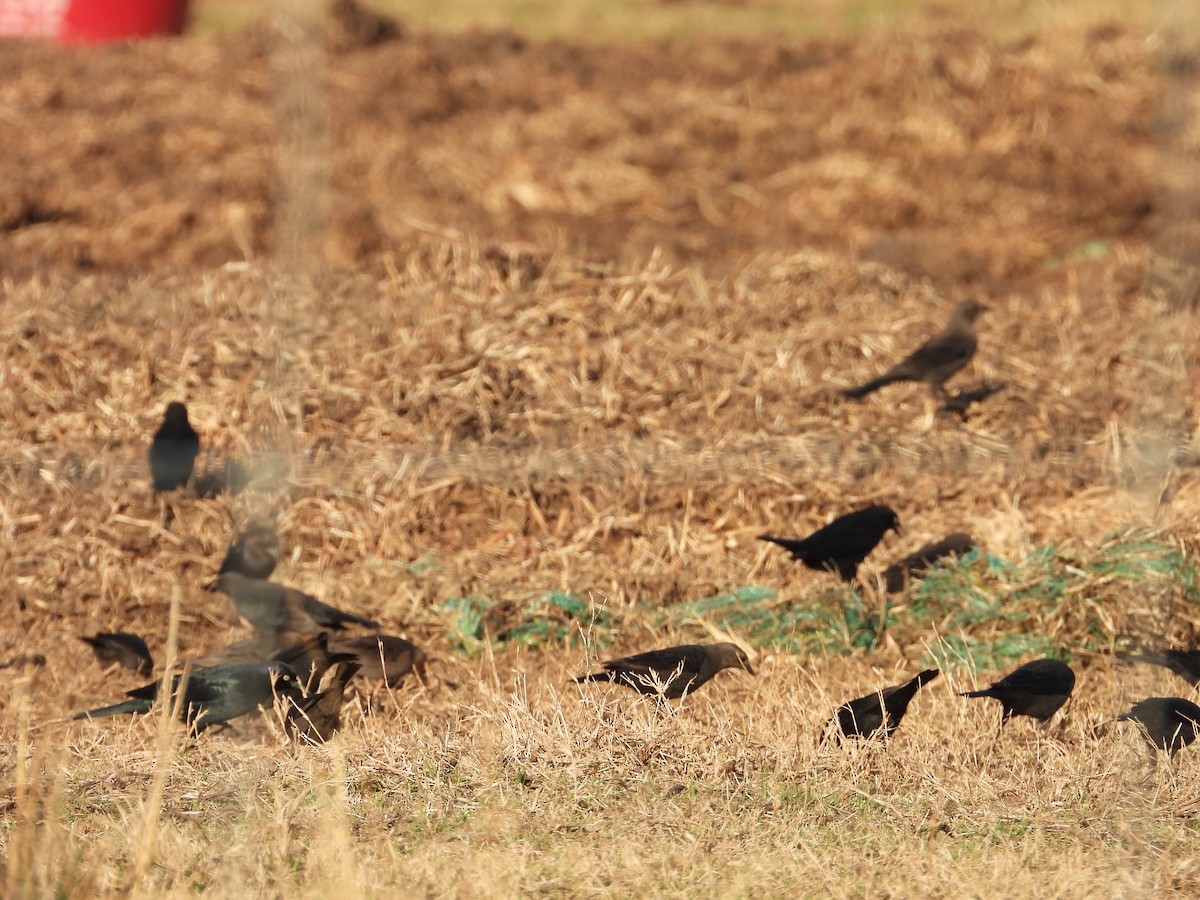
[743,661,756,676]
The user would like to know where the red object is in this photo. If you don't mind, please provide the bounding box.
[61,0,189,42]
[0,0,189,42]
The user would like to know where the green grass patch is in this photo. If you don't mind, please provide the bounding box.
[434,532,1200,667]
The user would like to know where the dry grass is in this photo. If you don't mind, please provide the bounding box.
[5,7,1200,897]
[3,244,1200,895]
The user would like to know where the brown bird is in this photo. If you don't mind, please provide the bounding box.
[80,632,153,677]
[759,504,899,582]
[194,631,308,667]
[1118,697,1200,756]
[573,642,754,700]
[842,300,987,400]
[960,658,1075,723]
[1118,650,1200,688]
[287,660,361,744]
[192,632,353,691]
[834,669,940,740]
[148,401,201,492]
[328,635,427,688]
[218,521,280,580]
[193,458,251,498]
[211,571,381,634]
[883,533,976,594]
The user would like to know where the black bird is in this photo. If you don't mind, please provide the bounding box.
[842,300,987,400]
[328,635,427,688]
[286,661,361,744]
[218,521,280,580]
[759,504,900,582]
[1118,650,1200,688]
[79,632,153,677]
[573,643,754,700]
[1118,697,1200,756]
[940,382,1005,418]
[74,660,301,733]
[835,669,940,739]
[883,533,976,594]
[211,571,381,634]
[960,658,1076,723]
[148,401,200,492]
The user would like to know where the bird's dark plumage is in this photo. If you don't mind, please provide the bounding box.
[883,533,976,594]
[80,632,153,677]
[219,522,280,580]
[842,300,987,400]
[328,635,427,687]
[835,669,940,739]
[759,504,900,581]
[74,661,301,732]
[1118,650,1200,688]
[573,642,754,700]
[148,401,200,492]
[939,382,1005,418]
[1118,697,1200,755]
[211,571,381,634]
[287,661,361,744]
[271,632,359,689]
[961,658,1075,723]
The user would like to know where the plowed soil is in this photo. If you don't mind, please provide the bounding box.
[0,18,1181,289]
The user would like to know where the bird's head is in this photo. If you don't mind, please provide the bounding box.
[163,401,190,425]
[718,643,755,676]
[956,299,989,322]
[869,504,901,536]
[267,661,303,700]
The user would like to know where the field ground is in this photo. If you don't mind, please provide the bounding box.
[4,1,1200,896]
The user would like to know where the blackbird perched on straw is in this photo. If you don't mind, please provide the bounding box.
[960,658,1075,723]
[573,643,754,700]
[1118,649,1200,688]
[79,632,153,677]
[286,661,361,744]
[882,533,976,593]
[842,300,987,400]
[148,401,200,492]
[759,504,899,582]
[74,660,301,733]
[218,521,280,580]
[211,571,381,634]
[328,635,427,688]
[1118,697,1200,756]
[834,669,940,740]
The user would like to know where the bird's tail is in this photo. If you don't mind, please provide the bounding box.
[913,669,940,688]
[73,698,155,720]
[573,671,612,685]
[758,534,807,557]
[841,375,899,400]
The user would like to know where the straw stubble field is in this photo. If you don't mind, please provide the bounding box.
[4,8,1200,898]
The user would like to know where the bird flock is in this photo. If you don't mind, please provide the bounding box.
[73,304,1200,760]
